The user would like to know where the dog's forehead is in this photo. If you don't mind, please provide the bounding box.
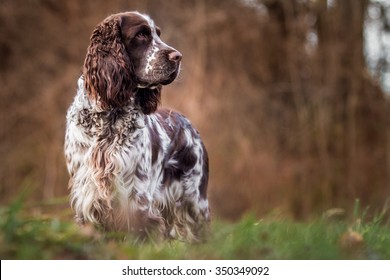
[136,12,156,28]
[120,12,157,30]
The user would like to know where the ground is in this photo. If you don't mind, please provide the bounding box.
[1,196,390,260]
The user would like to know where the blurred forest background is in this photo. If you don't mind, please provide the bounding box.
[0,0,389,220]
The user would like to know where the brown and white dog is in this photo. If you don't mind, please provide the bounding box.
[64,11,209,241]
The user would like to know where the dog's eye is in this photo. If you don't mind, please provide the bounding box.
[156,27,161,37]
[135,30,151,40]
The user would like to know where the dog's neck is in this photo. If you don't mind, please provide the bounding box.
[72,76,145,138]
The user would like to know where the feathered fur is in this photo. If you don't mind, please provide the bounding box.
[64,11,209,241]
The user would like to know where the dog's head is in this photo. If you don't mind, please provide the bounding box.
[83,11,182,113]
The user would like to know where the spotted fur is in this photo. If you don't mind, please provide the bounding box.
[64,12,209,241]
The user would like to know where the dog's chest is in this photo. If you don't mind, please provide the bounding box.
[77,107,143,141]
[74,106,152,179]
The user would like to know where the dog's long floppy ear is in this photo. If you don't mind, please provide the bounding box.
[83,16,134,110]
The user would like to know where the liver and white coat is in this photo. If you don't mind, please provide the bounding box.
[65,11,209,241]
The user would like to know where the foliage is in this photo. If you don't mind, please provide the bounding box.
[0,0,389,220]
[1,199,390,260]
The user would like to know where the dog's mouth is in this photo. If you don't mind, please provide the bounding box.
[160,68,180,85]
[137,66,180,89]
[136,83,160,90]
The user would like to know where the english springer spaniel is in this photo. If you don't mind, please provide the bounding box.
[64,11,209,241]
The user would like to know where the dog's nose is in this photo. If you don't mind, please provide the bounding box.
[168,50,182,62]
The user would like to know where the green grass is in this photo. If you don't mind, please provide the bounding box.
[1,197,390,259]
